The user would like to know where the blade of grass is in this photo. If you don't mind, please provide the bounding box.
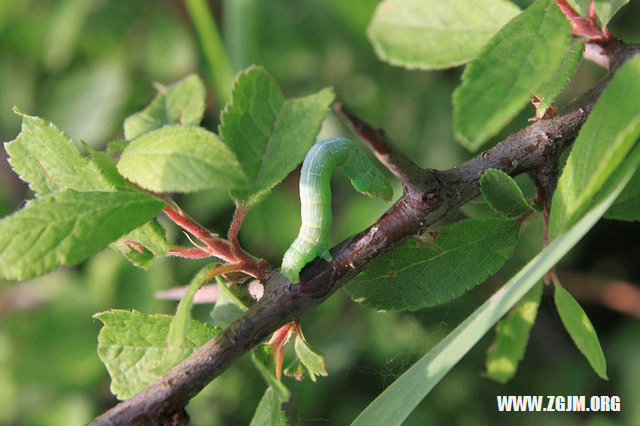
[223,0,257,71]
[352,144,640,426]
[184,0,234,104]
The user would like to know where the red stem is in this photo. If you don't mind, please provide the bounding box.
[228,204,249,260]
[162,204,264,279]
[268,322,294,381]
[168,247,212,259]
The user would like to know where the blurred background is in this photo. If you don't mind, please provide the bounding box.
[0,0,639,424]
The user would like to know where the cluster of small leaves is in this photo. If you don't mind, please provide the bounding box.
[453,0,571,150]
[0,111,165,280]
[2,0,638,423]
[2,63,334,419]
[368,0,615,151]
[356,0,638,394]
[550,56,640,235]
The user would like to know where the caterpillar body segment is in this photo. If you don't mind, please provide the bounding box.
[281,137,393,283]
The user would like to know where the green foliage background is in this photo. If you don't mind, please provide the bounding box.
[0,0,639,424]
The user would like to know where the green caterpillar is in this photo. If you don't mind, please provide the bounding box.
[281,137,393,283]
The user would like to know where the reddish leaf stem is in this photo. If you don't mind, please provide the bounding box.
[228,204,249,260]
[268,322,295,381]
[168,247,212,259]
[162,204,264,279]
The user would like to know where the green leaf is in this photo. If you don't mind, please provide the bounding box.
[486,281,542,383]
[459,199,504,220]
[536,41,584,116]
[109,240,155,270]
[352,144,639,425]
[346,219,519,310]
[250,388,287,426]
[117,125,248,193]
[251,351,291,403]
[554,283,607,379]
[84,143,126,189]
[605,168,640,220]
[120,219,168,256]
[294,333,328,382]
[210,277,249,329]
[107,139,128,155]
[220,66,334,205]
[110,218,168,269]
[123,74,206,140]
[566,0,630,27]
[3,113,168,270]
[161,264,219,372]
[480,168,533,218]
[367,0,520,70]
[94,309,218,400]
[4,110,116,196]
[550,56,640,237]
[0,190,164,281]
[453,0,571,151]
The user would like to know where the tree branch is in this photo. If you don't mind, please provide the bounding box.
[92,42,639,425]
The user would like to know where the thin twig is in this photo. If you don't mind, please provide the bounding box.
[333,103,430,191]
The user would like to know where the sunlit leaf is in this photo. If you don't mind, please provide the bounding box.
[94,310,218,400]
[486,282,542,383]
[4,110,116,196]
[453,0,571,150]
[550,56,640,236]
[123,74,206,140]
[117,125,248,193]
[220,66,334,205]
[367,0,520,70]
[0,190,164,280]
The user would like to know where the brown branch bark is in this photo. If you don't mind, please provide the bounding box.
[92,42,639,425]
